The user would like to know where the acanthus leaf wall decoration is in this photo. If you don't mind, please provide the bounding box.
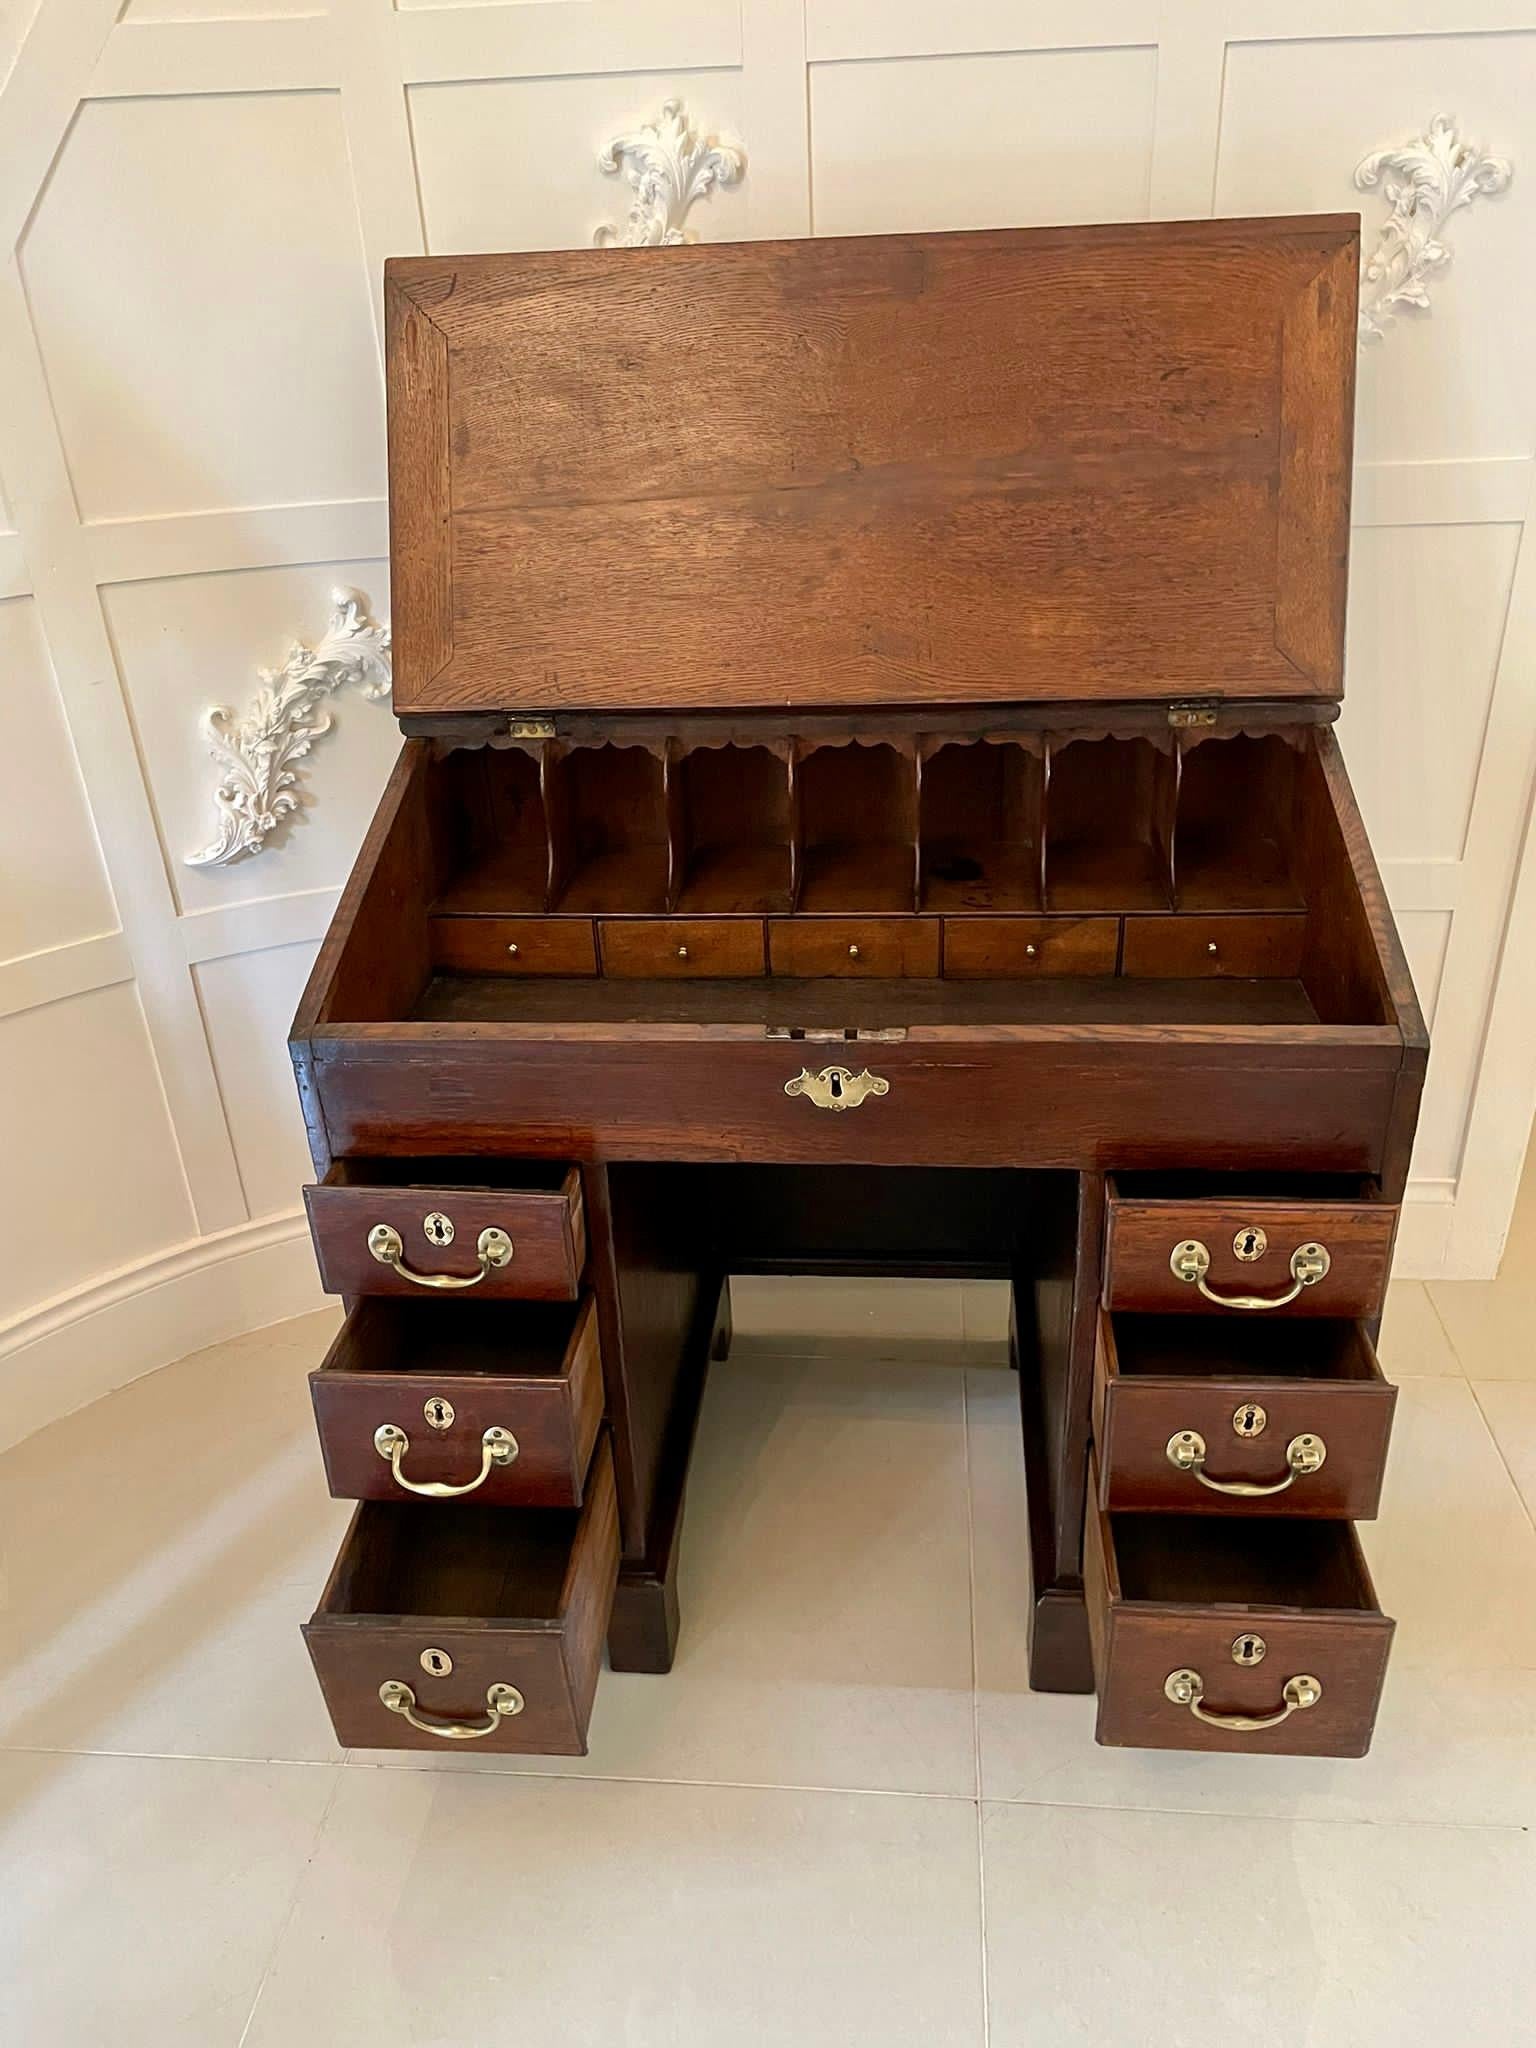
[1355,113,1513,343]
[594,97,745,248]
[184,587,391,869]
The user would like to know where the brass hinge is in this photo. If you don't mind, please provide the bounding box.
[765,1026,908,1043]
[505,716,557,740]
[1167,700,1219,730]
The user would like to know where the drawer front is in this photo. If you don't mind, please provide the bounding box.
[313,1037,1403,1175]
[942,916,1118,978]
[310,1296,605,1509]
[1092,1311,1395,1518]
[305,1439,619,1756]
[429,916,597,976]
[768,917,940,977]
[1121,914,1306,978]
[1085,1491,1394,1758]
[599,917,766,978]
[1104,1187,1396,1318]
[305,1165,586,1301]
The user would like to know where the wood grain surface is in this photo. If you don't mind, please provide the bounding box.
[383,219,1358,714]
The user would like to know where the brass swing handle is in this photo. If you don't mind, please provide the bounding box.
[378,1679,524,1740]
[1169,1237,1330,1310]
[374,1422,518,1498]
[367,1222,513,1289]
[1165,1429,1326,1497]
[1164,1668,1322,1732]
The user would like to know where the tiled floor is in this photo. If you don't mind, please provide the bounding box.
[4,1197,1536,2046]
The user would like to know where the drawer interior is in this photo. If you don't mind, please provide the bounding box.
[1110,1512,1378,1610]
[319,1297,586,1381]
[317,1499,586,1621]
[1109,1314,1381,1383]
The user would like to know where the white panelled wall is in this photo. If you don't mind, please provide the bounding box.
[1,1,1534,1447]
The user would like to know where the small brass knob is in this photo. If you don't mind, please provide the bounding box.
[1206,941,1219,957]
[848,944,861,960]
[1025,943,1038,958]
[677,945,689,960]
[507,943,519,956]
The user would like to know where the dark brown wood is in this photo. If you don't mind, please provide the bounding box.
[291,221,1425,1762]
[304,1436,619,1754]
[920,738,1043,912]
[430,915,597,977]
[309,1295,605,1508]
[942,916,1118,978]
[1084,1472,1394,1756]
[607,1272,722,1675]
[385,218,1357,715]
[305,1028,1401,1174]
[767,916,940,978]
[600,918,767,979]
[1016,1176,1102,1693]
[304,1159,586,1301]
[1120,913,1306,979]
[1044,737,1176,913]
[1092,1310,1396,1518]
[1103,1176,1398,1318]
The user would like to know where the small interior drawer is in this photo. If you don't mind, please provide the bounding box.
[1120,913,1305,978]
[1084,1468,1394,1756]
[305,1436,619,1755]
[1092,1310,1395,1518]
[305,1159,586,1301]
[1103,1174,1397,1319]
[429,916,597,977]
[310,1295,605,1509]
[941,916,1118,978]
[599,917,766,978]
[768,917,940,977]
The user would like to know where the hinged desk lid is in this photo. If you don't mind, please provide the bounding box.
[386,215,1357,719]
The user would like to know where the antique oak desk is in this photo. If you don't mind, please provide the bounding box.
[291,216,1425,1761]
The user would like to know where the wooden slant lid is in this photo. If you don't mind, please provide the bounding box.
[386,216,1358,719]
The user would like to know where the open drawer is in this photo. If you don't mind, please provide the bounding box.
[1093,1310,1395,1517]
[310,1295,604,1508]
[303,1158,585,1300]
[1103,1173,1398,1318]
[1084,1470,1394,1756]
[304,1437,618,1755]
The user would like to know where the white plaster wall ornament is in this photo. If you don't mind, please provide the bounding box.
[185,587,390,868]
[594,98,745,248]
[1355,114,1513,343]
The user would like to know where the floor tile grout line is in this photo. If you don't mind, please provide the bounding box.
[973,1793,1531,1834]
[235,1764,345,2048]
[0,1743,342,1769]
[336,1758,983,1802]
[1419,1282,1469,1377]
[960,1372,992,2048]
[1466,1379,1536,1538]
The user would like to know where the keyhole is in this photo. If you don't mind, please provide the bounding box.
[829,1072,843,1099]
[423,1211,455,1248]
[419,1646,453,1678]
[423,1396,455,1431]
[1232,1223,1268,1263]
[1232,1401,1268,1439]
[1231,1632,1267,1667]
